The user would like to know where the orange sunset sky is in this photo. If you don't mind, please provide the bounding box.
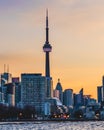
[0,0,104,99]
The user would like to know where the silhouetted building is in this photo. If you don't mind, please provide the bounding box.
[12,77,21,107]
[102,76,104,101]
[63,89,73,106]
[2,84,8,104]
[74,93,82,107]
[12,77,19,83]
[83,95,91,106]
[0,87,3,103]
[97,86,103,103]
[4,83,15,106]
[102,76,104,86]
[79,88,84,105]
[1,72,12,86]
[97,76,104,102]
[74,88,84,107]
[55,79,63,103]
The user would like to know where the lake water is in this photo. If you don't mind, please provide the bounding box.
[0,121,104,130]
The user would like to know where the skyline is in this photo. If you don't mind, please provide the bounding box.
[0,1,104,98]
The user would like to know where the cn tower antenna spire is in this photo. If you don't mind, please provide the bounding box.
[46,9,49,43]
[46,9,48,18]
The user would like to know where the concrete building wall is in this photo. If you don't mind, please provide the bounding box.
[53,89,59,99]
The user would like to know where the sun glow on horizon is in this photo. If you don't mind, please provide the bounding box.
[0,0,104,99]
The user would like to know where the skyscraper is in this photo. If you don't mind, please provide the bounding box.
[7,83,15,106]
[97,76,104,102]
[12,77,21,107]
[63,89,73,106]
[74,89,84,107]
[1,72,12,86]
[43,9,52,77]
[97,86,103,103]
[55,79,63,103]
[4,83,15,106]
[79,88,84,105]
[102,76,104,86]
[21,73,47,114]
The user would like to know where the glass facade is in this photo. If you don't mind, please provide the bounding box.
[21,73,52,114]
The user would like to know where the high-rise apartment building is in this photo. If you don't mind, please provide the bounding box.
[3,83,15,106]
[97,86,103,103]
[21,73,51,114]
[102,76,104,101]
[96,76,104,102]
[0,87,4,103]
[12,77,21,107]
[1,72,12,86]
[63,89,73,106]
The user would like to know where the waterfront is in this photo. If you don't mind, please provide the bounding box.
[0,121,104,130]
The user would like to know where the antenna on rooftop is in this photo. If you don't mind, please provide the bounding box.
[4,64,6,73]
[7,64,9,73]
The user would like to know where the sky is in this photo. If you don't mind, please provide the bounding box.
[0,0,104,99]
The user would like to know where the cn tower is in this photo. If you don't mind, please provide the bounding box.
[43,10,52,77]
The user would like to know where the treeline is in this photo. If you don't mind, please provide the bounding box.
[0,104,36,121]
